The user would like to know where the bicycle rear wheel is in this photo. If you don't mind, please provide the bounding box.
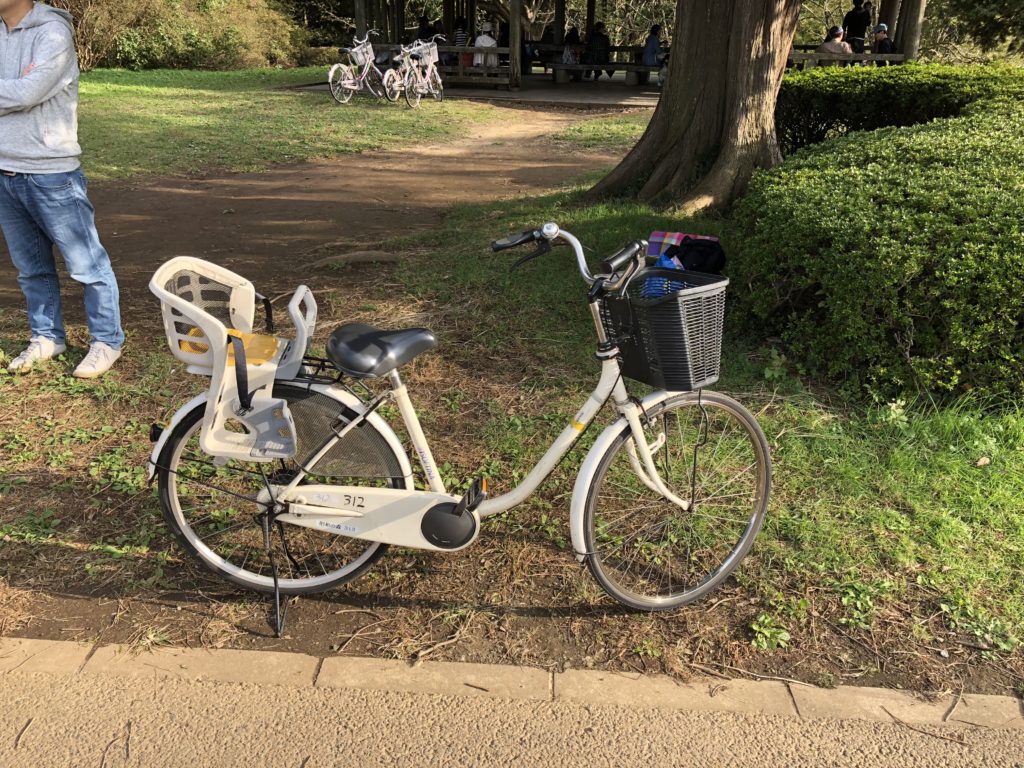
[156,384,409,595]
[328,63,355,104]
[404,69,422,108]
[364,66,385,99]
[382,68,403,102]
[583,391,771,610]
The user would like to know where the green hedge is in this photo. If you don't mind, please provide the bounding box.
[774,65,1022,155]
[731,66,1024,397]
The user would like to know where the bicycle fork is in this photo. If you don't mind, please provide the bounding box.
[616,390,692,512]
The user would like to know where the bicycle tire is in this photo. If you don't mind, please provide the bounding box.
[582,391,771,610]
[365,65,385,99]
[404,69,422,108]
[156,384,409,595]
[382,68,403,102]
[427,66,444,101]
[328,63,355,104]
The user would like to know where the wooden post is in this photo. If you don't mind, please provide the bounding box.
[355,0,367,37]
[509,0,522,88]
[468,0,477,35]
[396,0,406,43]
[443,0,454,40]
[585,0,596,37]
[554,0,565,43]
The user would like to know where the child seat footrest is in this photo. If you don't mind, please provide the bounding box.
[200,330,297,462]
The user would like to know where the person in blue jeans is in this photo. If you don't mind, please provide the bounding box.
[0,0,123,378]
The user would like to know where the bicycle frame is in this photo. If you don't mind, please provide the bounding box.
[265,226,689,550]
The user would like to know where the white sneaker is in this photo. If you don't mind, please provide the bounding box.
[73,342,122,379]
[7,336,66,372]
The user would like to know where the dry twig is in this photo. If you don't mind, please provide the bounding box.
[881,706,967,745]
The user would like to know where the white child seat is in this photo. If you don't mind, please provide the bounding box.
[150,257,317,462]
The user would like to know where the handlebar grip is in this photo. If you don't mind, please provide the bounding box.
[601,241,644,273]
[492,229,539,252]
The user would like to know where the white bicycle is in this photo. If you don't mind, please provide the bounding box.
[147,224,770,633]
[328,30,385,103]
[384,35,444,107]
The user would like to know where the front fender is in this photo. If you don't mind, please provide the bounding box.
[568,389,674,562]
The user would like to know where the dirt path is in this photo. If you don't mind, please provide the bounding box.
[67,106,619,311]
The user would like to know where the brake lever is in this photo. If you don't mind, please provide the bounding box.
[510,240,552,271]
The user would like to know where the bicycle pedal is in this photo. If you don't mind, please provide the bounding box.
[452,476,488,516]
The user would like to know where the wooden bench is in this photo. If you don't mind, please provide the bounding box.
[788,51,907,69]
[377,44,513,88]
[548,61,661,85]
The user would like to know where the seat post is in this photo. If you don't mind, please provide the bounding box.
[388,370,446,494]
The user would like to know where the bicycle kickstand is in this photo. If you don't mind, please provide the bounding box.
[260,513,288,638]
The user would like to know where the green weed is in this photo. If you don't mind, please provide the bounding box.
[751,613,792,651]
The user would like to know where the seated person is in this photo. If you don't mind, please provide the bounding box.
[584,21,614,80]
[473,22,498,68]
[873,22,895,64]
[642,24,664,66]
[816,26,853,64]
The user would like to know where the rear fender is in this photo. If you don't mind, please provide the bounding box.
[146,384,413,484]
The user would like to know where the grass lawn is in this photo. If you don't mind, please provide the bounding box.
[78,68,497,180]
[0,69,1019,692]
[552,110,651,150]
[1,185,1019,690]
[397,190,1024,668]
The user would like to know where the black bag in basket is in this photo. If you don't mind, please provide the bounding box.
[664,236,726,275]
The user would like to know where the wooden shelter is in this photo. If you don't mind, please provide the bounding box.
[351,0,529,89]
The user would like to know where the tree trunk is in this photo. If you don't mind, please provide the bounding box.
[899,0,927,58]
[894,0,910,48]
[589,0,802,213]
[509,0,522,88]
[355,0,367,36]
[878,0,900,30]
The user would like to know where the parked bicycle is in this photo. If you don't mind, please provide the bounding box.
[329,30,385,103]
[384,35,444,107]
[147,223,770,634]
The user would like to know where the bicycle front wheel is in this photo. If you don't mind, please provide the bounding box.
[404,70,422,108]
[427,66,444,101]
[328,63,355,104]
[156,384,409,595]
[365,66,385,99]
[382,68,403,102]
[583,391,771,610]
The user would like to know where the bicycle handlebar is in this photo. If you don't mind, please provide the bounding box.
[352,29,381,45]
[492,222,646,287]
[491,229,539,251]
[601,241,644,274]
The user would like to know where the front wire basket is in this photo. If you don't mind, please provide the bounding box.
[600,268,728,391]
[411,40,439,65]
[350,41,373,67]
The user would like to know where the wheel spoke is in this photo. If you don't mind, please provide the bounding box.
[157,387,404,593]
[584,394,770,609]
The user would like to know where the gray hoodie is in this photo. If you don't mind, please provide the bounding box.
[0,3,80,173]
